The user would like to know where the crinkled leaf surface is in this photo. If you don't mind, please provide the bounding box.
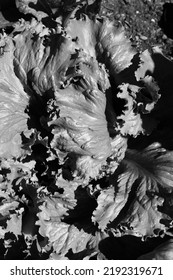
[116,81,159,136]
[11,12,159,183]
[40,221,94,256]
[0,38,31,158]
[107,143,173,237]
[36,199,100,257]
[92,187,120,230]
[91,143,173,236]
[97,19,136,75]
[1,0,173,260]
[92,171,133,231]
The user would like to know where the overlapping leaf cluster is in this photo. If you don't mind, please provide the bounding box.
[1,0,173,259]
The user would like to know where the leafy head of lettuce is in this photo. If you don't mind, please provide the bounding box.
[1,0,173,260]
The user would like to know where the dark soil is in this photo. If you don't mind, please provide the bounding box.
[100,0,173,57]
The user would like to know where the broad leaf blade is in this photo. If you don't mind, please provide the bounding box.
[0,37,30,158]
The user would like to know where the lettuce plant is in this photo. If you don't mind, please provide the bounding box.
[1,0,173,259]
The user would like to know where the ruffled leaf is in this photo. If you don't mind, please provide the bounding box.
[0,37,30,158]
[135,50,155,81]
[91,143,173,236]
[116,84,144,136]
[115,76,159,137]
[97,19,136,75]
[92,170,134,231]
[37,202,100,257]
[108,143,173,237]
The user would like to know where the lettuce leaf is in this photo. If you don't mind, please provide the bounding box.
[0,36,31,158]
[36,193,102,258]
[107,143,173,237]
[115,81,159,136]
[1,0,173,260]
[97,19,136,76]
